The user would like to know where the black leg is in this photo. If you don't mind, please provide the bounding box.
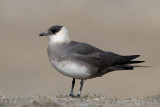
[77,79,84,97]
[69,78,75,97]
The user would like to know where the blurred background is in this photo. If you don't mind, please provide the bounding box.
[0,0,160,97]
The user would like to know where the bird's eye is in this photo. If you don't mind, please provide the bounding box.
[49,25,62,34]
[51,29,57,34]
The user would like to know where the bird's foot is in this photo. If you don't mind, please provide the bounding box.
[69,94,81,98]
[76,94,81,97]
[69,93,75,98]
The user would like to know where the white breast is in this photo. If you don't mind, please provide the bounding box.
[51,60,91,79]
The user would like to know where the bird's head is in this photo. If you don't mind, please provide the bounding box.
[39,25,70,43]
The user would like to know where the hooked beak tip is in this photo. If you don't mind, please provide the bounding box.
[39,32,47,36]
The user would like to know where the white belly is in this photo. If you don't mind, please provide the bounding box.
[51,60,91,79]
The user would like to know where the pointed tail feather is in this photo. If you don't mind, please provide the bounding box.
[120,55,145,65]
[123,55,140,60]
[114,65,147,71]
[127,60,145,64]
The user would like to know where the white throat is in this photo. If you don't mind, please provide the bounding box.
[48,27,71,44]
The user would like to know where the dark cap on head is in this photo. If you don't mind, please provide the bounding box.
[39,25,63,36]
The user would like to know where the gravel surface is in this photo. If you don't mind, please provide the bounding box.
[0,94,160,107]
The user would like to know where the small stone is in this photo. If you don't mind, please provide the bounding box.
[93,98,100,101]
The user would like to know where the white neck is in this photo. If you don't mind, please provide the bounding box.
[48,27,71,44]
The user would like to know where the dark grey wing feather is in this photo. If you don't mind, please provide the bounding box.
[67,41,144,71]
[66,41,144,78]
[67,41,127,69]
[68,41,104,55]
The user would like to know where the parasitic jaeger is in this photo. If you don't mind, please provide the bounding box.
[39,25,144,97]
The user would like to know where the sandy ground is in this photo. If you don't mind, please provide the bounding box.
[0,94,160,107]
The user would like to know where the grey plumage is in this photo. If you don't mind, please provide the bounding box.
[40,25,145,97]
[51,41,144,78]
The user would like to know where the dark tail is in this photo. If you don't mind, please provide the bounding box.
[127,60,145,64]
[114,55,145,70]
[124,55,140,60]
[123,55,145,64]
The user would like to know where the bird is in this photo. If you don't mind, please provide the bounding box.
[39,25,144,97]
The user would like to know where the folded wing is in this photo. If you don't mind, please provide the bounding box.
[68,41,144,76]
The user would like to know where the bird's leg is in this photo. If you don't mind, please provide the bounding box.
[69,78,75,97]
[77,79,84,97]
